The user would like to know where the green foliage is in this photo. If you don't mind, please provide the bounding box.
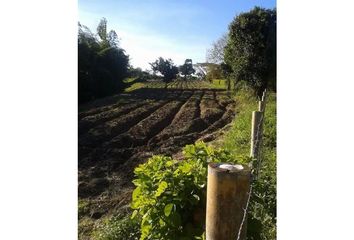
[179,59,196,80]
[78,19,129,103]
[206,34,227,64]
[93,215,140,240]
[205,63,223,81]
[222,88,276,239]
[149,57,179,83]
[131,142,233,240]
[224,7,276,97]
[78,199,90,219]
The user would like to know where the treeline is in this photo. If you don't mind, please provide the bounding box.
[79,6,276,103]
[207,7,276,97]
[78,19,198,103]
[78,18,129,103]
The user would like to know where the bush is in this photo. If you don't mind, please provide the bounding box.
[131,142,233,240]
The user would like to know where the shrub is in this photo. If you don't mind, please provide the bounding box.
[131,142,233,240]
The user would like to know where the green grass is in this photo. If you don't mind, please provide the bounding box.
[92,215,140,240]
[124,82,146,92]
[210,79,227,89]
[218,86,276,239]
[123,77,149,92]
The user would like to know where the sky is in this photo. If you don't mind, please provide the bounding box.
[78,0,276,70]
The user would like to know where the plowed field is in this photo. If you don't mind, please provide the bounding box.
[78,83,235,225]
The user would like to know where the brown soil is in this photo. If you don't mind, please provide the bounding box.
[78,87,236,235]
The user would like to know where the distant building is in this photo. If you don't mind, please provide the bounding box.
[192,63,210,79]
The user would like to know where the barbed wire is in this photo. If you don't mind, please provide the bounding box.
[236,90,266,240]
[236,183,253,240]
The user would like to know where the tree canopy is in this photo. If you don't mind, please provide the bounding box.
[179,59,196,80]
[206,34,228,64]
[149,57,179,83]
[224,7,276,96]
[78,18,129,103]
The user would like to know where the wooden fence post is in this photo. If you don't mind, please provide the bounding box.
[206,163,251,240]
[261,89,267,102]
[250,111,263,159]
[258,100,266,112]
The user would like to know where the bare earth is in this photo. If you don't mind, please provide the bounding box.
[78,86,235,226]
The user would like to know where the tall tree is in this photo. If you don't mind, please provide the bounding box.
[179,59,196,80]
[97,18,108,45]
[78,19,129,103]
[224,7,276,97]
[149,57,179,86]
[206,34,228,64]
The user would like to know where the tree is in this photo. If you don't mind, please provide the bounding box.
[206,34,228,64]
[179,59,196,80]
[205,63,222,82]
[149,57,179,85]
[220,63,233,90]
[224,7,276,97]
[78,19,129,103]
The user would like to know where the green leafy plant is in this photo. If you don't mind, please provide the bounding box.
[131,141,232,240]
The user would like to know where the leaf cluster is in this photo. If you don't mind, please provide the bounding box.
[149,57,179,83]
[78,18,129,103]
[224,7,276,97]
[131,141,233,240]
[179,59,196,80]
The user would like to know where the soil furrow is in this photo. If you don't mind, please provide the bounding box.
[104,99,188,149]
[79,101,149,135]
[79,91,184,150]
[148,91,205,147]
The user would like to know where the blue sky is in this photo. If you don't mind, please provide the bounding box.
[79,0,276,70]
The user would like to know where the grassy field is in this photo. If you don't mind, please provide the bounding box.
[210,79,227,89]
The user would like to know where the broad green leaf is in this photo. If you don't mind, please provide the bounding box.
[180,163,192,173]
[192,194,200,202]
[131,209,138,219]
[155,181,168,197]
[164,203,174,217]
[132,186,142,200]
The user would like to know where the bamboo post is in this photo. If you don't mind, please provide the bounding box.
[206,163,251,240]
[258,100,265,112]
[250,111,263,159]
[261,89,267,101]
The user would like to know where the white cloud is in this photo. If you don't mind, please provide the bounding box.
[79,7,210,70]
[117,28,207,70]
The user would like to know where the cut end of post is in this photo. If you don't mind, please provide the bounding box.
[218,163,244,172]
[206,162,251,240]
[209,162,248,174]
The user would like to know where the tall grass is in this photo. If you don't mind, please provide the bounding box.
[221,87,277,239]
